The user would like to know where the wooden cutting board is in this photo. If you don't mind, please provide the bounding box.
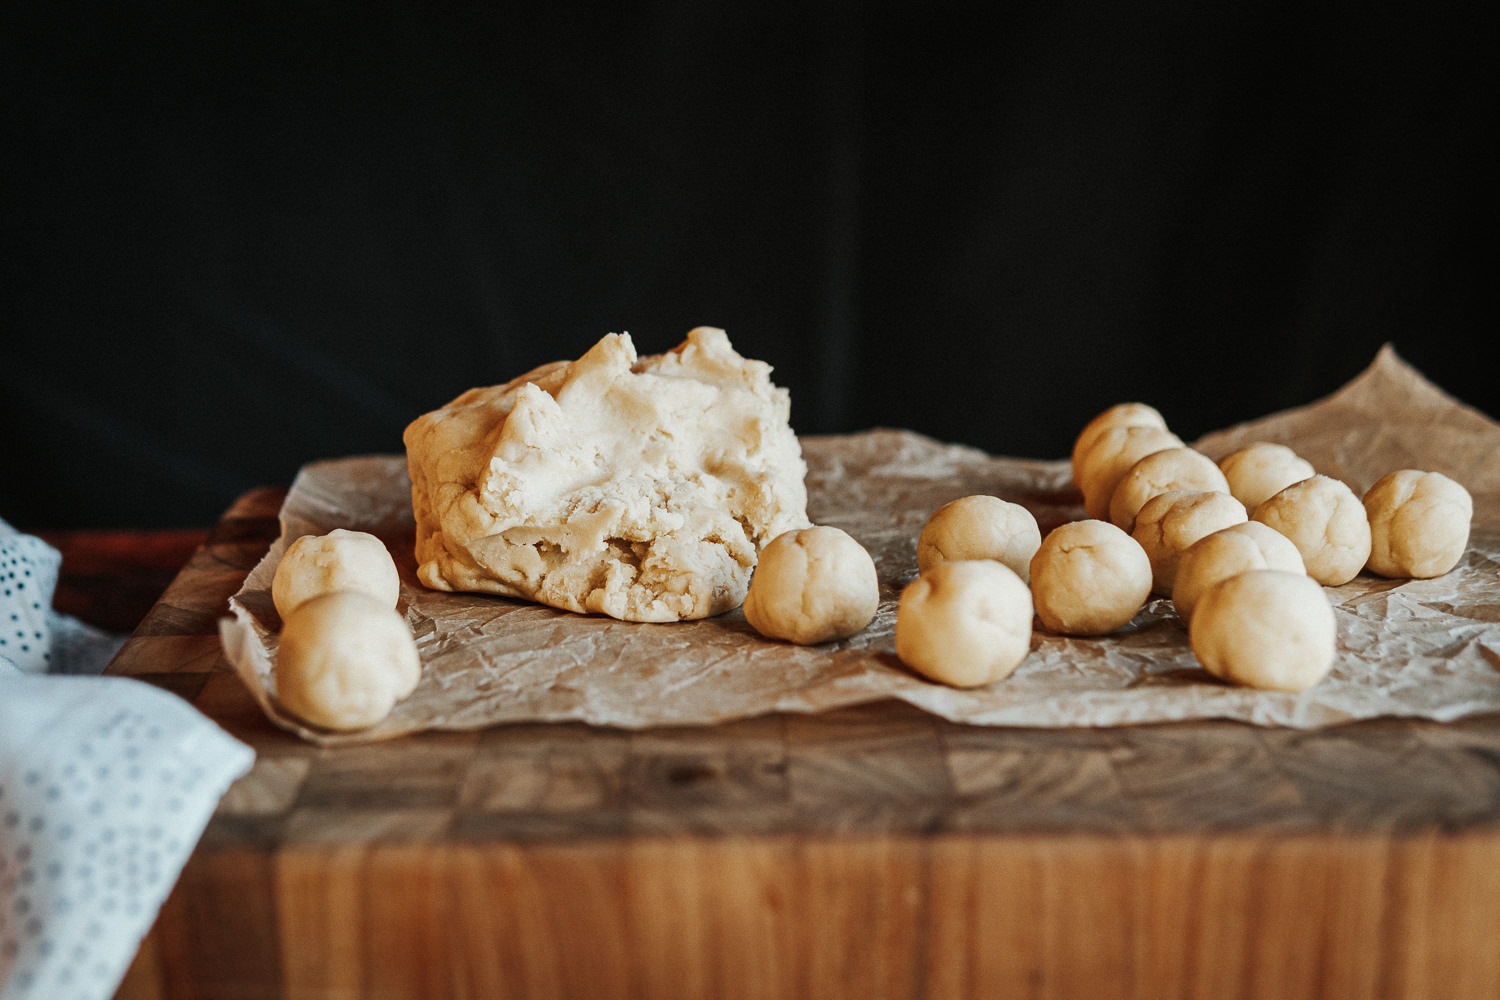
[108,487,1500,1000]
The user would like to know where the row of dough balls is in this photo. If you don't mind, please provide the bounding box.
[269,528,421,731]
[892,401,1472,694]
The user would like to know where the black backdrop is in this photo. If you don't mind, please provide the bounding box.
[2,2,1487,529]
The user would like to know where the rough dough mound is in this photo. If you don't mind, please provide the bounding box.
[1030,519,1153,636]
[895,560,1033,687]
[1189,569,1336,692]
[916,494,1042,582]
[744,526,879,645]
[1252,475,1371,586]
[275,591,422,731]
[1131,490,1248,596]
[1071,402,1167,486]
[403,328,810,622]
[272,528,401,620]
[1362,469,1473,578]
[1108,447,1232,533]
[1218,442,1316,515]
[1074,424,1184,521]
[1172,521,1306,624]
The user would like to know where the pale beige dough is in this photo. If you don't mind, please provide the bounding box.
[1362,469,1473,578]
[916,494,1042,582]
[403,327,809,622]
[1029,519,1153,636]
[1218,442,1316,514]
[1074,424,1184,521]
[274,591,422,731]
[272,528,401,619]
[1108,447,1232,533]
[1252,475,1371,586]
[1070,402,1168,487]
[743,526,879,645]
[1172,521,1306,624]
[895,560,1033,687]
[1131,490,1248,596]
[1189,569,1337,692]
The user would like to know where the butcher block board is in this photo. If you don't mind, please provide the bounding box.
[106,482,1500,1000]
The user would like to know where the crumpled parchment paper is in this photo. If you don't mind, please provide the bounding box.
[220,345,1500,744]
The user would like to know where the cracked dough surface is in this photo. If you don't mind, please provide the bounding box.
[1131,490,1248,596]
[1362,469,1473,578]
[403,327,809,622]
[1252,474,1371,586]
[1108,446,1231,533]
[1218,442,1316,515]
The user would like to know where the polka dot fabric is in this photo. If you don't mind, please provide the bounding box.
[0,675,254,1000]
[0,529,61,676]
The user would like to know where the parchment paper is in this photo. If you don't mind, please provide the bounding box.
[220,345,1500,744]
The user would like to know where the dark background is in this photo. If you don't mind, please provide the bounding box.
[2,1,1487,530]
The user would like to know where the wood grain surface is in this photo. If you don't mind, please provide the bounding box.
[107,487,1500,1000]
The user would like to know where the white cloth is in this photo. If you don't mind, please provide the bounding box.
[0,519,254,1000]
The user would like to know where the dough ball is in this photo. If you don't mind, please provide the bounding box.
[1172,521,1306,624]
[1071,402,1168,485]
[1218,442,1316,514]
[916,494,1042,582]
[1108,447,1232,533]
[744,526,879,645]
[895,560,1033,687]
[272,528,401,619]
[1252,475,1372,586]
[1131,490,1248,596]
[275,591,422,731]
[1189,569,1336,692]
[1074,424,1185,521]
[1029,519,1153,636]
[1362,469,1473,578]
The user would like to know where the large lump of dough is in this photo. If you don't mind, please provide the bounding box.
[403,327,810,622]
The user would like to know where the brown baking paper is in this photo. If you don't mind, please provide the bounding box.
[220,345,1500,744]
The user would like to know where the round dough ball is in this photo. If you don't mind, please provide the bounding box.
[1218,442,1316,515]
[1108,447,1233,533]
[272,528,401,619]
[1074,424,1185,521]
[1071,402,1168,485]
[895,560,1033,687]
[1172,521,1306,624]
[1131,490,1247,596]
[1189,569,1336,692]
[916,494,1042,582]
[275,591,422,731]
[1029,519,1153,636]
[1252,475,1371,586]
[744,526,879,644]
[1362,469,1473,578]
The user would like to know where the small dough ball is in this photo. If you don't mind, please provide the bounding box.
[916,494,1042,582]
[744,526,879,644]
[1029,519,1153,636]
[1108,447,1233,533]
[1071,402,1168,485]
[1252,475,1372,586]
[272,528,401,619]
[1218,442,1316,514]
[275,591,422,731]
[895,560,1033,687]
[1172,521,1306,624]
[1132,490,1247,596]
[1362,470,1473,578]
[1074,424,1184,521]
[1189,569,1336,692]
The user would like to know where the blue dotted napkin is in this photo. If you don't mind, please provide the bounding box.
[1,519,255,1000]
